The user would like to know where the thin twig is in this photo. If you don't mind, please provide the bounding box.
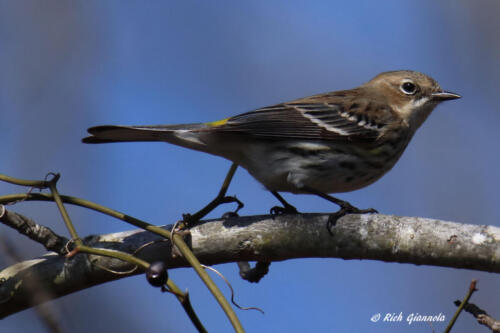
[164,283,208,333]
[0,170,214,332]
[445,279,478,333]
[172,233,244,332]
[0,174,51,189]
[202,264,264,314]
[46,173,82,247]
[75,245,209,332]
[453,300,500,332]
[0,189,244,332]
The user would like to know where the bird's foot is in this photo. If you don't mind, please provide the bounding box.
[221,210,239,219]
[270,204,299,216]
[327,202,378,235]
[339,201,378,215]
[220,195,244,215]
[183,195,244,227]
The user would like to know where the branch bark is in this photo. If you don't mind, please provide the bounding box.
[0,212,499,318]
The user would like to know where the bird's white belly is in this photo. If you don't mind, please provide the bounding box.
[238,141,393,194]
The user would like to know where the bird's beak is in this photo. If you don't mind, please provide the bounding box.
[431,91,461,101]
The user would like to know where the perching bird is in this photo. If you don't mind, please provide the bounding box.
[83,70,460,216]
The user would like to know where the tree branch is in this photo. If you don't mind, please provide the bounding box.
[0,212,498,318]
[453,299,500,332]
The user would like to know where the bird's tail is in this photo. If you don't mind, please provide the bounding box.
[82,124,210,150]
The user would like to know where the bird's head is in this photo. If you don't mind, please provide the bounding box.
[363,70,461,130]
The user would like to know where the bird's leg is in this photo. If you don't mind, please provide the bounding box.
[269,191,299,215]
[182,163,243,226]
[301,186,377,233]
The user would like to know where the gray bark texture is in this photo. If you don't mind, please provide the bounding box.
[0,213,499,318]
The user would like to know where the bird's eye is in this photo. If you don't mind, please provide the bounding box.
[400,81,417,95]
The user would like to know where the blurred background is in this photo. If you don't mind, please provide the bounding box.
[1,1,499,332]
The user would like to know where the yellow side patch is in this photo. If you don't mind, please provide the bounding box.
[368,146,386,155]
[206,118,229,127]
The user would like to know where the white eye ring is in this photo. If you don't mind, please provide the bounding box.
[400,80,417,95]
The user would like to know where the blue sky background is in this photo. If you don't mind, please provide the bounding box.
[1,1,499,332]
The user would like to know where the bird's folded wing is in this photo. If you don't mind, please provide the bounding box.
[214,101,392,143]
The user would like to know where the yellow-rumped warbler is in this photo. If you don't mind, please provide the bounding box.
[83,70,460,216]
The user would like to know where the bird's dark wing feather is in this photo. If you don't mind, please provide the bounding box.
[212,96,396,142]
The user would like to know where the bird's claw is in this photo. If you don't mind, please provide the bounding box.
[182,195,244,226]
[220,195,244,219]
[340,202,378,215]
[327,204,377,235]
[222,211,239,219]
[221,195,244,214]
[270,204,299,216]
